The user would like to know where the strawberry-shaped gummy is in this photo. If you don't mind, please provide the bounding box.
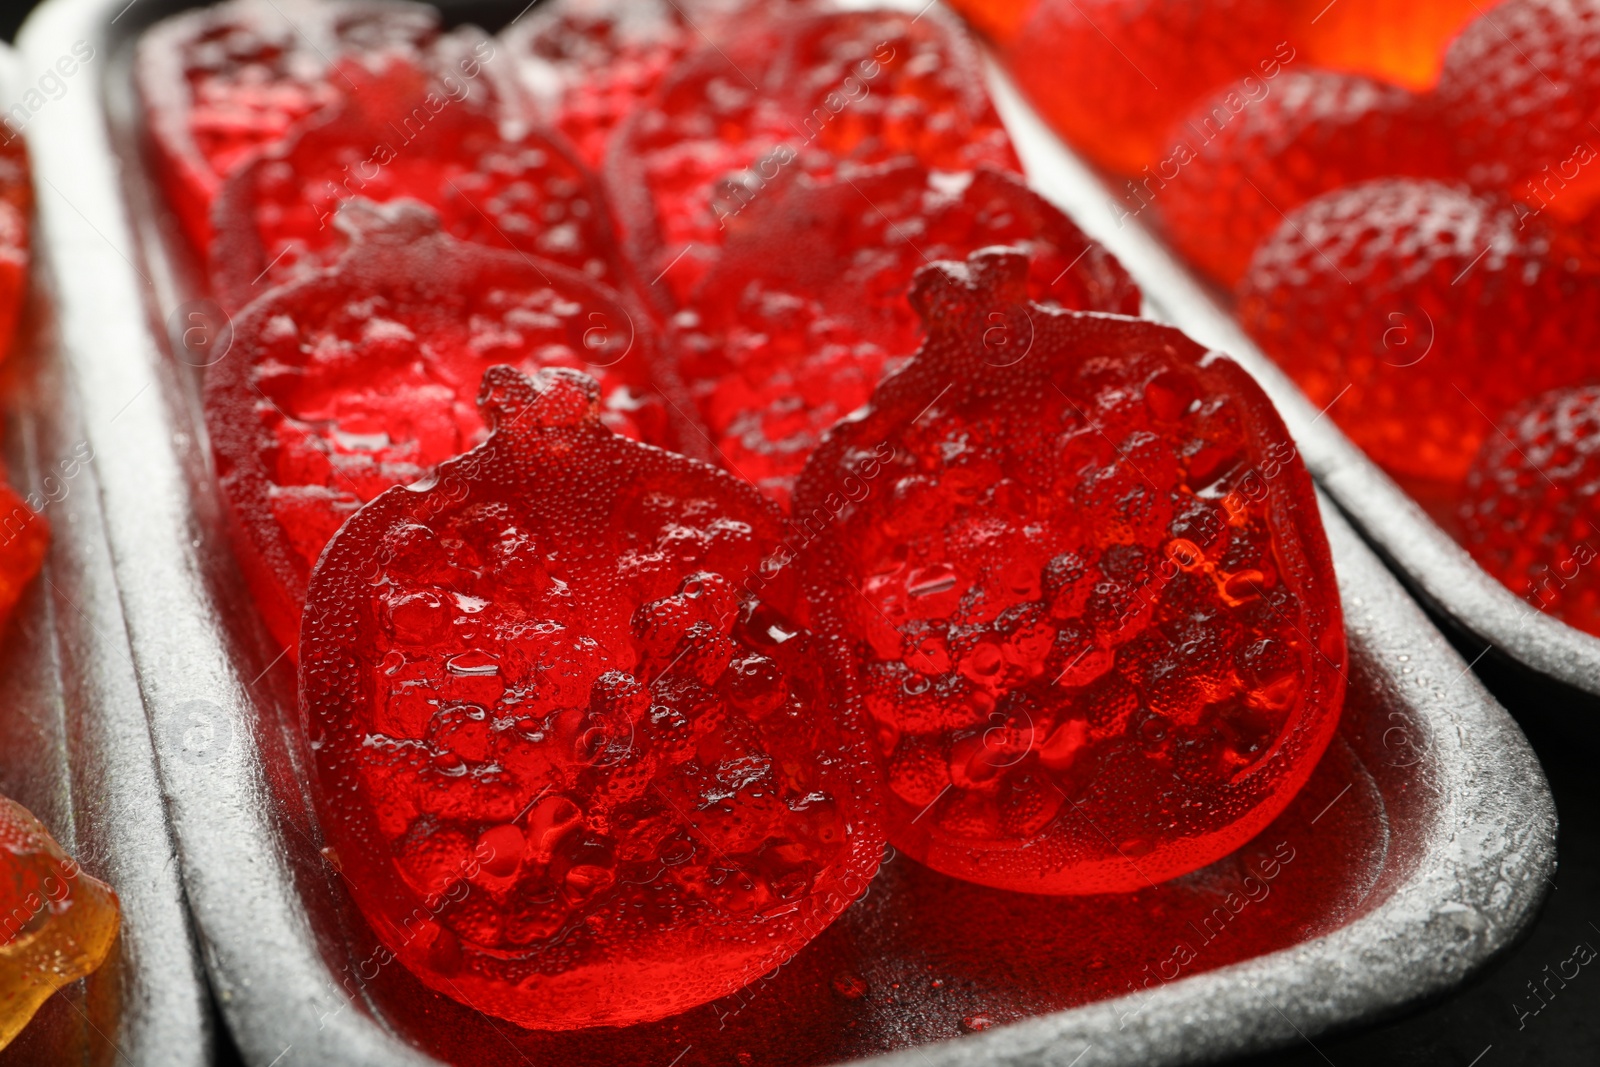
[1003,0,1295,176]
[674,162,1140,507]
[1295,0,1482,89]
[299,364,882,1028]
[136,0,445,251]
[1154,71,1452,287]
[205,203,684,656]
[0,796,120,1050]
[1237,179,1600,484]
[608,6,1019,306]
[1461,384,1600,635]
[0,133,30,364]
[1438,0,1600,220]
[210,58,620,308]
[0,481,48,636]
[795,249,1345,894]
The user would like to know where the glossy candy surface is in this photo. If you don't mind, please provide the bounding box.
[1155,71,1452,287]
[795,250,1345,894]
[1295,0,1482,89]
[0,134,30,364]
[0,483,47,636]
[298,364,882,1029]
[674,162,1139,507]
[0,796,120,1050]
[1237,179,1600,484]
[1461,384,1600,635]
[205,204,678,655]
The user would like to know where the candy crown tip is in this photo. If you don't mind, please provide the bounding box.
[908,246,1032,326]
[477,365,601,432]
[332,197,442,245]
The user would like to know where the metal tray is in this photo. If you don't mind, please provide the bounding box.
[17,0,1559,1064]
[0,39,211,1067]
[979,58,1600,702]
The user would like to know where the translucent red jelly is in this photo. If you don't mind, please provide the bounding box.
[298,364,882,1029]
[673,162,1140,507]
[209,58,618,308]
[608,6,1019,305]
[0,133,29,364]
[1295,0,1482,89]
[794,249,1345,894]
[205,204,680,654]
[0,482,48,635]
[0,796,120,1050]
[1461,384,1600,636]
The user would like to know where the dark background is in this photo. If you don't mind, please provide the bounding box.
[3,0,1596,1063]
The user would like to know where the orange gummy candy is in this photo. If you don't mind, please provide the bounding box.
[0,796,120,1050]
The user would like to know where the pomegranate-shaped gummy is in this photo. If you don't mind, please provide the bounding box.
[0,796,120,1050]
[1438,0,1600,219]
[298,364,882,1028]
[0,134,29,363]
[1237,179,1600,484]
[1461,384,1600,635]
[0,483,48,635]
[1004,0,1295,175]
[205,203,686,656]
[794,249,1345,894]
[209,58,621,307]
[1295,0,1482,89]
[674,162,1140,507]
[1154,71,1452,286]
[608,6,1018,305]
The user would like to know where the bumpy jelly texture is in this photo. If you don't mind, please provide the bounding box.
[136,0,444,251]
[298,364,882,1029]
[795,250,1345,894]
[1462,385,1600,635]
[205,204,680,655]
[209,58,619,308]
[1439,0,1600,220]
[1004,0,1295,176]
[673,162,1140,507]
[1155,71,1452,286]
[1237,179,1600,484]
[608,6,1019,306]
[0,796,120,1051]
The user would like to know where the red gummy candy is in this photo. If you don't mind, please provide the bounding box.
[0,133,29,364]
[298,364,882,1029]
[0,482,48,635]
[210,59,620,308]
[794,249,1345,894]
[674,162,1140,507]
[1438,0,1600,220]
[1004,0,1295,176]
[1461,384,1600,636]
[1295,0,1482,90]
[136,0,444,251]
[942,0,1036,45]
[206,204,684,655]
[1236,179,1600,484]
[1154,71,1452,286]
[609,6,1019,305]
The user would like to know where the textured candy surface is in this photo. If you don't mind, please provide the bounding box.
[210,59,619,308]
[206,204,681,655]
[1438,0,1600,219]
[1005,0,1295,176]
[674,162,1140,507]
[609,6,1019,306]
[1237,179,1600,484]
[0,796,120,1051]
[1295,0,1482,89]
[0,134,30,364]
[298,364,882,1029]
[0,483,48,636]
[795,250,1344,894]
[1461,385,1600,635]
[136,0,443,251]
[1155,71,1452,286]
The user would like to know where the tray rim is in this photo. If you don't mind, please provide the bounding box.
[16,0,1559,1064]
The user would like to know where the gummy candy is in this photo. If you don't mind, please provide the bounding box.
[674,162,1140,506]
[137,0,443,251]
[608,6,1019,305]
[0,796,120,1050]
[205,203,686,655]
[209,58,621,308]
[794,249,1344,894]
[0,482,48,635]
[942,0,1036,45]
[1237,179,1600,484]
[1154,71,1451,286]
[1461,384,1600,635]
[1003,0,1295,176]
[298,363,882,1028]
[0,133,29,364]
[1438,0,1600,221]
[1294,0,1482,89]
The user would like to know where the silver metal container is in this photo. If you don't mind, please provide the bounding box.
[0,39,211,1067]
[15,1,1560,1064]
